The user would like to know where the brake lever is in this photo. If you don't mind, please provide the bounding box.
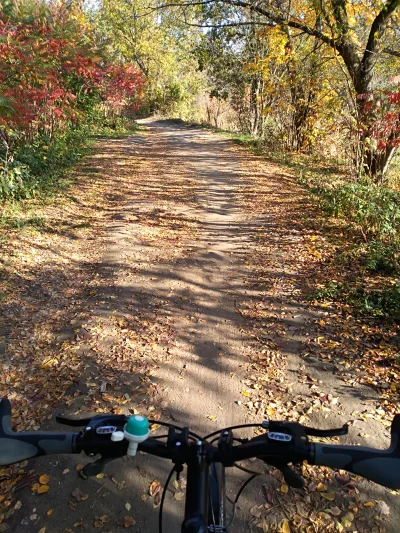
[55,413,128,428]
[263,458,305,489]
[305,424,349,438]
[281,465,304,488]
[80,456,117,478]
[55,414,92,427]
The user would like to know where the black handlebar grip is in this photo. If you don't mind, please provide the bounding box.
[313,444,400,489]
[313,414,400,489]
[0,398,75,466]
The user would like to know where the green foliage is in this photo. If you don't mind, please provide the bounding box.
[97,0,205,119]
[309,280,400,321]
[0,159,36,200]
[306,178,400,241]
[90,117,140,137]
[0,127,91,201]
[361,241,400,274]
[336,240,400,275]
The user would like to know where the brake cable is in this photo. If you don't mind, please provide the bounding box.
[159,465,176,533]
[224,474,259,531]
[209,488,217,533]
[150,420,202,441]
[234,462,262,476]
[204,424,264,441]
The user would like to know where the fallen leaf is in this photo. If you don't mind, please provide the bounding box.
[125,503,131,511]
[37,485,49,494]
[320,492,335,501]
[38,528,46,533]
[94,514,111,528]
[280,484,289,494]
[341,512,354,528]
[149,480,161,497]
[13,500,22,511]
[250,505,262,518]
[363,501,374,508]
[46,509,53,516]
[150,423,161,432]
[316,483,328,491]
[377,501,390,516]
[172,480,179,490]
[39,475,50,485]
[207,415,217,420]
[153,491,162,508]
[281,520,290,533]
[123,516,136,528]
[335,473,351,485]
[241,390,250,398]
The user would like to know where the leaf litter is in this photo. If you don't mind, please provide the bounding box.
[0,131,198,526]
[232,146,396,532]
[1,127,398,532]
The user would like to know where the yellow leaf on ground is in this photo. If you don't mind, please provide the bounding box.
[281,520,291,533]
[341,512,354,528]
[207,415,217,420]
[321,492,336,501]
[46,509,53,516]
[241,390,250,397]
[150,423,161,432]
[280,484,289,494]
[38,528,46,533]
[37,484,49,494]
[39,474,50,485]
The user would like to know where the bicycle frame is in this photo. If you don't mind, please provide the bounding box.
[181,441,225,533]
[181,441,209,532]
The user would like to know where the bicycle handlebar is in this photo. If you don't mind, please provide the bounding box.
[0,398,76,464]
[310,414,400,489]
[1,397,400,490]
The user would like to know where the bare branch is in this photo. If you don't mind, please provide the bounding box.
[178,20,274,28]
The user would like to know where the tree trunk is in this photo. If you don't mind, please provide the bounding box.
[249,76,260,136]
[357,97,398,183]
[362,143,398,183]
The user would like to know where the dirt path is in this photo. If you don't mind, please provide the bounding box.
[2,120,399,533]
